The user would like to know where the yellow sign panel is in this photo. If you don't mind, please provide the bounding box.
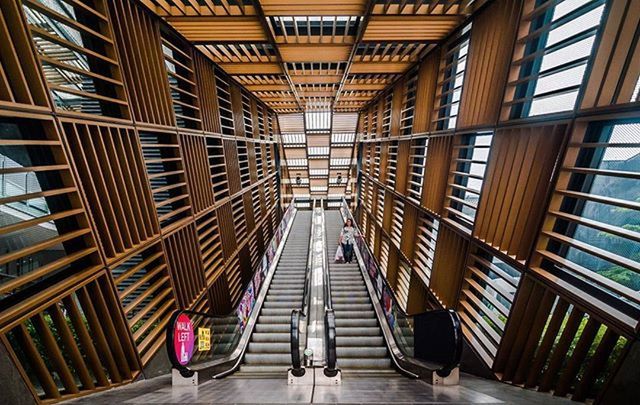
[198,327,211,352]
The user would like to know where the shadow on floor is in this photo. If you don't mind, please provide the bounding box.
[63,373,575,404]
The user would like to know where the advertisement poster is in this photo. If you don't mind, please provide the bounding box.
[236,282,255,333]
[198,327,211,352]
[173,314,194,366]
[382,286,396,330]
[260,255,269,277]
[253,267,263,293]
[376,273,384,298]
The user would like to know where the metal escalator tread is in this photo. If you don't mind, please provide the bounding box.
[325,210,395,374]
[237,211,313,377]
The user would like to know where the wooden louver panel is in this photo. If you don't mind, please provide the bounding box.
[456,0,520,129]
[407,137,427,203]
[0,115,101,298]
[109,0,174,127]
[445,131,491,231]
[533,120,640,316]
[457,245,521,367]
[179,132,214,214]
[1,271,141,402]
[61,120,159,262]
[161,30,201,129]
[430,223,468,308]
[413,213,439,286]
[23,0,130,119]
[163,223,205,309]
[215,70,235,135]
[223,140,242,194]
[195,209,224,286]
[139,129,192,231]
[110,242,175,365]
[194,51,221,133]
[0,1,49,108]
[475,124,567,262]
[399,67,418,135]
[493,275,630,402]
[205,134,229,201]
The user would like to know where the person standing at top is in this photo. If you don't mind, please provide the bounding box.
[339,218,358,263]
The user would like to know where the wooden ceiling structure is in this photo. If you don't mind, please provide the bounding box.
[136,0,486,114]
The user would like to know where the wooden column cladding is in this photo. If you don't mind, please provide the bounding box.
[429,223,469,308]
[109,241,175,365]
[60,120,159,263]
[456,0,521,130]
[0,271,141,402]
[0,1,49,109]
[580,0,640,110]
[179,131,215,214]
[22,0,130,120]
[162,223,205,309]
[109,0,174,127]
[474,122,568,263]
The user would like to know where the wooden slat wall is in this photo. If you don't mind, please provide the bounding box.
[61,120,160,263]
[109,0,174,127]
[162,223,206,309]
[580,0,640,110]
[412,51,440,134]
[421,135,453,215]
[0,271,141,402]
[0,1,284,402]
[474,123,568,263]
[353,0,640,402]
[429,224,469,308]
[179,131,215,214]
[0,1,49,109]
[109,241,175,365]
[194,51,221,133]
[493,275,630,402]
[456,0,521,129]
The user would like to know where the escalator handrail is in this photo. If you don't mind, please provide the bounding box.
[338,197,463,377]
[290,199,316,373]
[320,202,338,375]
[166,200,298,378]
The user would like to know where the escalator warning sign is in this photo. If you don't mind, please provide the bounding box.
[198,327,211,352]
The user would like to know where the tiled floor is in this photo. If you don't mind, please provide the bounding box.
[64,373,574,404]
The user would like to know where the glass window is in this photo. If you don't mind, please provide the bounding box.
[541,120,640,312]
[510,0,606,118]
[435,26,471,130]
[446,132,493,231]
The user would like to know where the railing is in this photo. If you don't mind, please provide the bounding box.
[290,199,316,376]
[321,201,338,376]
[337,198,463,378]
[166,201,297,378]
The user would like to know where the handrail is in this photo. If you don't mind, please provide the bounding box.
[320,201,338,376]
[290,199,316,375]
[336,197,463,378]
[166,200,297,379]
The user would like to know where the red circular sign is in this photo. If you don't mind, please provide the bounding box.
[173,313,194,366]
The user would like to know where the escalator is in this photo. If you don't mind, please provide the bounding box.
[323,199,463,383]
[238,210,312,375]
[325,211,394,374]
